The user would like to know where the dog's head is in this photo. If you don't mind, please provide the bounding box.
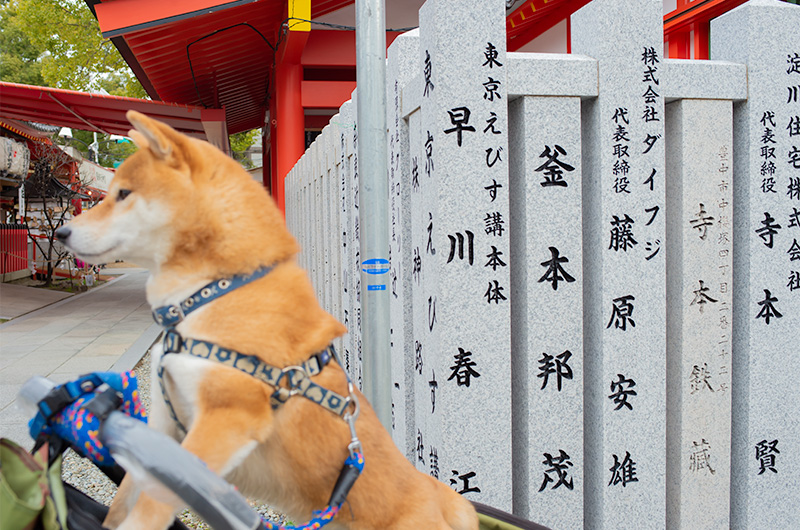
[57,111,297,272]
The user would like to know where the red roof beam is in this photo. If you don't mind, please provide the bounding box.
[663,0,749,37]
[507,0,552,32]
[507,0,592,52]
[0,100,113,134]
[0,82,213,138]
[312,0,354,18]
[0,101,207,136]
[301,30,404,67]
[93,0,261,38]
[0,82,206,113]
[301,81,357,109]
[0,114,125,136]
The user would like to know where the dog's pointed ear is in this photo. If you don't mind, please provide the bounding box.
[128,129,150,151]
[126,110,173,160]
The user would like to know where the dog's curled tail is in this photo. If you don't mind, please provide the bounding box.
[437,479,480,530]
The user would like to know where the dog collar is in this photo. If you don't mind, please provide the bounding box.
[152,264,276,327]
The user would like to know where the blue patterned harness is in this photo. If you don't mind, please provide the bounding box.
[152,265,365,529]
[152,265,354,431]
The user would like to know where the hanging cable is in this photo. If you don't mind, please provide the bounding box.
[283,17,418,33]
[185,18,417,115]
[186,23,275,109]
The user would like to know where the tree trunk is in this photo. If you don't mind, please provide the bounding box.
[45,261,54,287]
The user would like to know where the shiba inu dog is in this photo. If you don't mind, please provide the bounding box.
[55,111,478,530]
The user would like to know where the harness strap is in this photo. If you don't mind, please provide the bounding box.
[152,265,276,327]
[157,359,188,434]
[161,330,351,418]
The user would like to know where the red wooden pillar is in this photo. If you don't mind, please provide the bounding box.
[262,120,270,193]
[668,31,690,59]
[693,22,709,60]
[268,86,277,197]
[272,21,309,215]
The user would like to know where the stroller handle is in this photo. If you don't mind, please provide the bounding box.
[17,376,56,420]
[19,376,263,530]
[102,412,261,530]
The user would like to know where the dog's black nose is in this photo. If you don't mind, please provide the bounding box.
[55,226,71,242]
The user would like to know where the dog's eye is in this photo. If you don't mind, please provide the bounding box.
[117,189,132,202]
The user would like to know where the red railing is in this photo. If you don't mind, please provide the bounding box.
[0,224,29,274]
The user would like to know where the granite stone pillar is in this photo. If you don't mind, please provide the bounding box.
[711,2,800,527]
[572,0,667,526]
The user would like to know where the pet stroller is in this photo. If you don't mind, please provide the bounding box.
[1,372,551,530]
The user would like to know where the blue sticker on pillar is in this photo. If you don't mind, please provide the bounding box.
[362,258,390,275]
[368,285,387,291]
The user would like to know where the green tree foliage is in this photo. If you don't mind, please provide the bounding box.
[98,137,138,167]
[1,0,141,167]
[230,129,260,168]
[2,0,254,169]
[0,1,45,85]
[0,0,144,96]
[57,129,138,168]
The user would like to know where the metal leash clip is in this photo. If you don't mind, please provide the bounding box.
[343,382,362,457]
[330,344,363,457]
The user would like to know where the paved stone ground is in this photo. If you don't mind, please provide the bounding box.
[0,270,158,447]
[0,283,73,320]
[0,268,287,527]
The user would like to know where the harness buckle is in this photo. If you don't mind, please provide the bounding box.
[38,385,76,419]
[308,348,333,375]
[271,365,306,406]
[275,365,306,394]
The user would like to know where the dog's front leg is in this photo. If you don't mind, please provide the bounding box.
[112,410,261,530]
[113,489,178,530]
[103,474,139,529]
[104,349,185,529]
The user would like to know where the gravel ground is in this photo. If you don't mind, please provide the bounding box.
[61,348,288,529]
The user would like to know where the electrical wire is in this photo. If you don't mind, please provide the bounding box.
[283,17,418,33]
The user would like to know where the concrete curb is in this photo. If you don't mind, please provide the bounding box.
[110,323,162,373]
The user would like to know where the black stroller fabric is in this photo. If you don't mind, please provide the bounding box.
[32,434,188,530]
[474,501,553,530]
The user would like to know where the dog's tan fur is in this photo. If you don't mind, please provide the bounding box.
[59,111,478,529]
